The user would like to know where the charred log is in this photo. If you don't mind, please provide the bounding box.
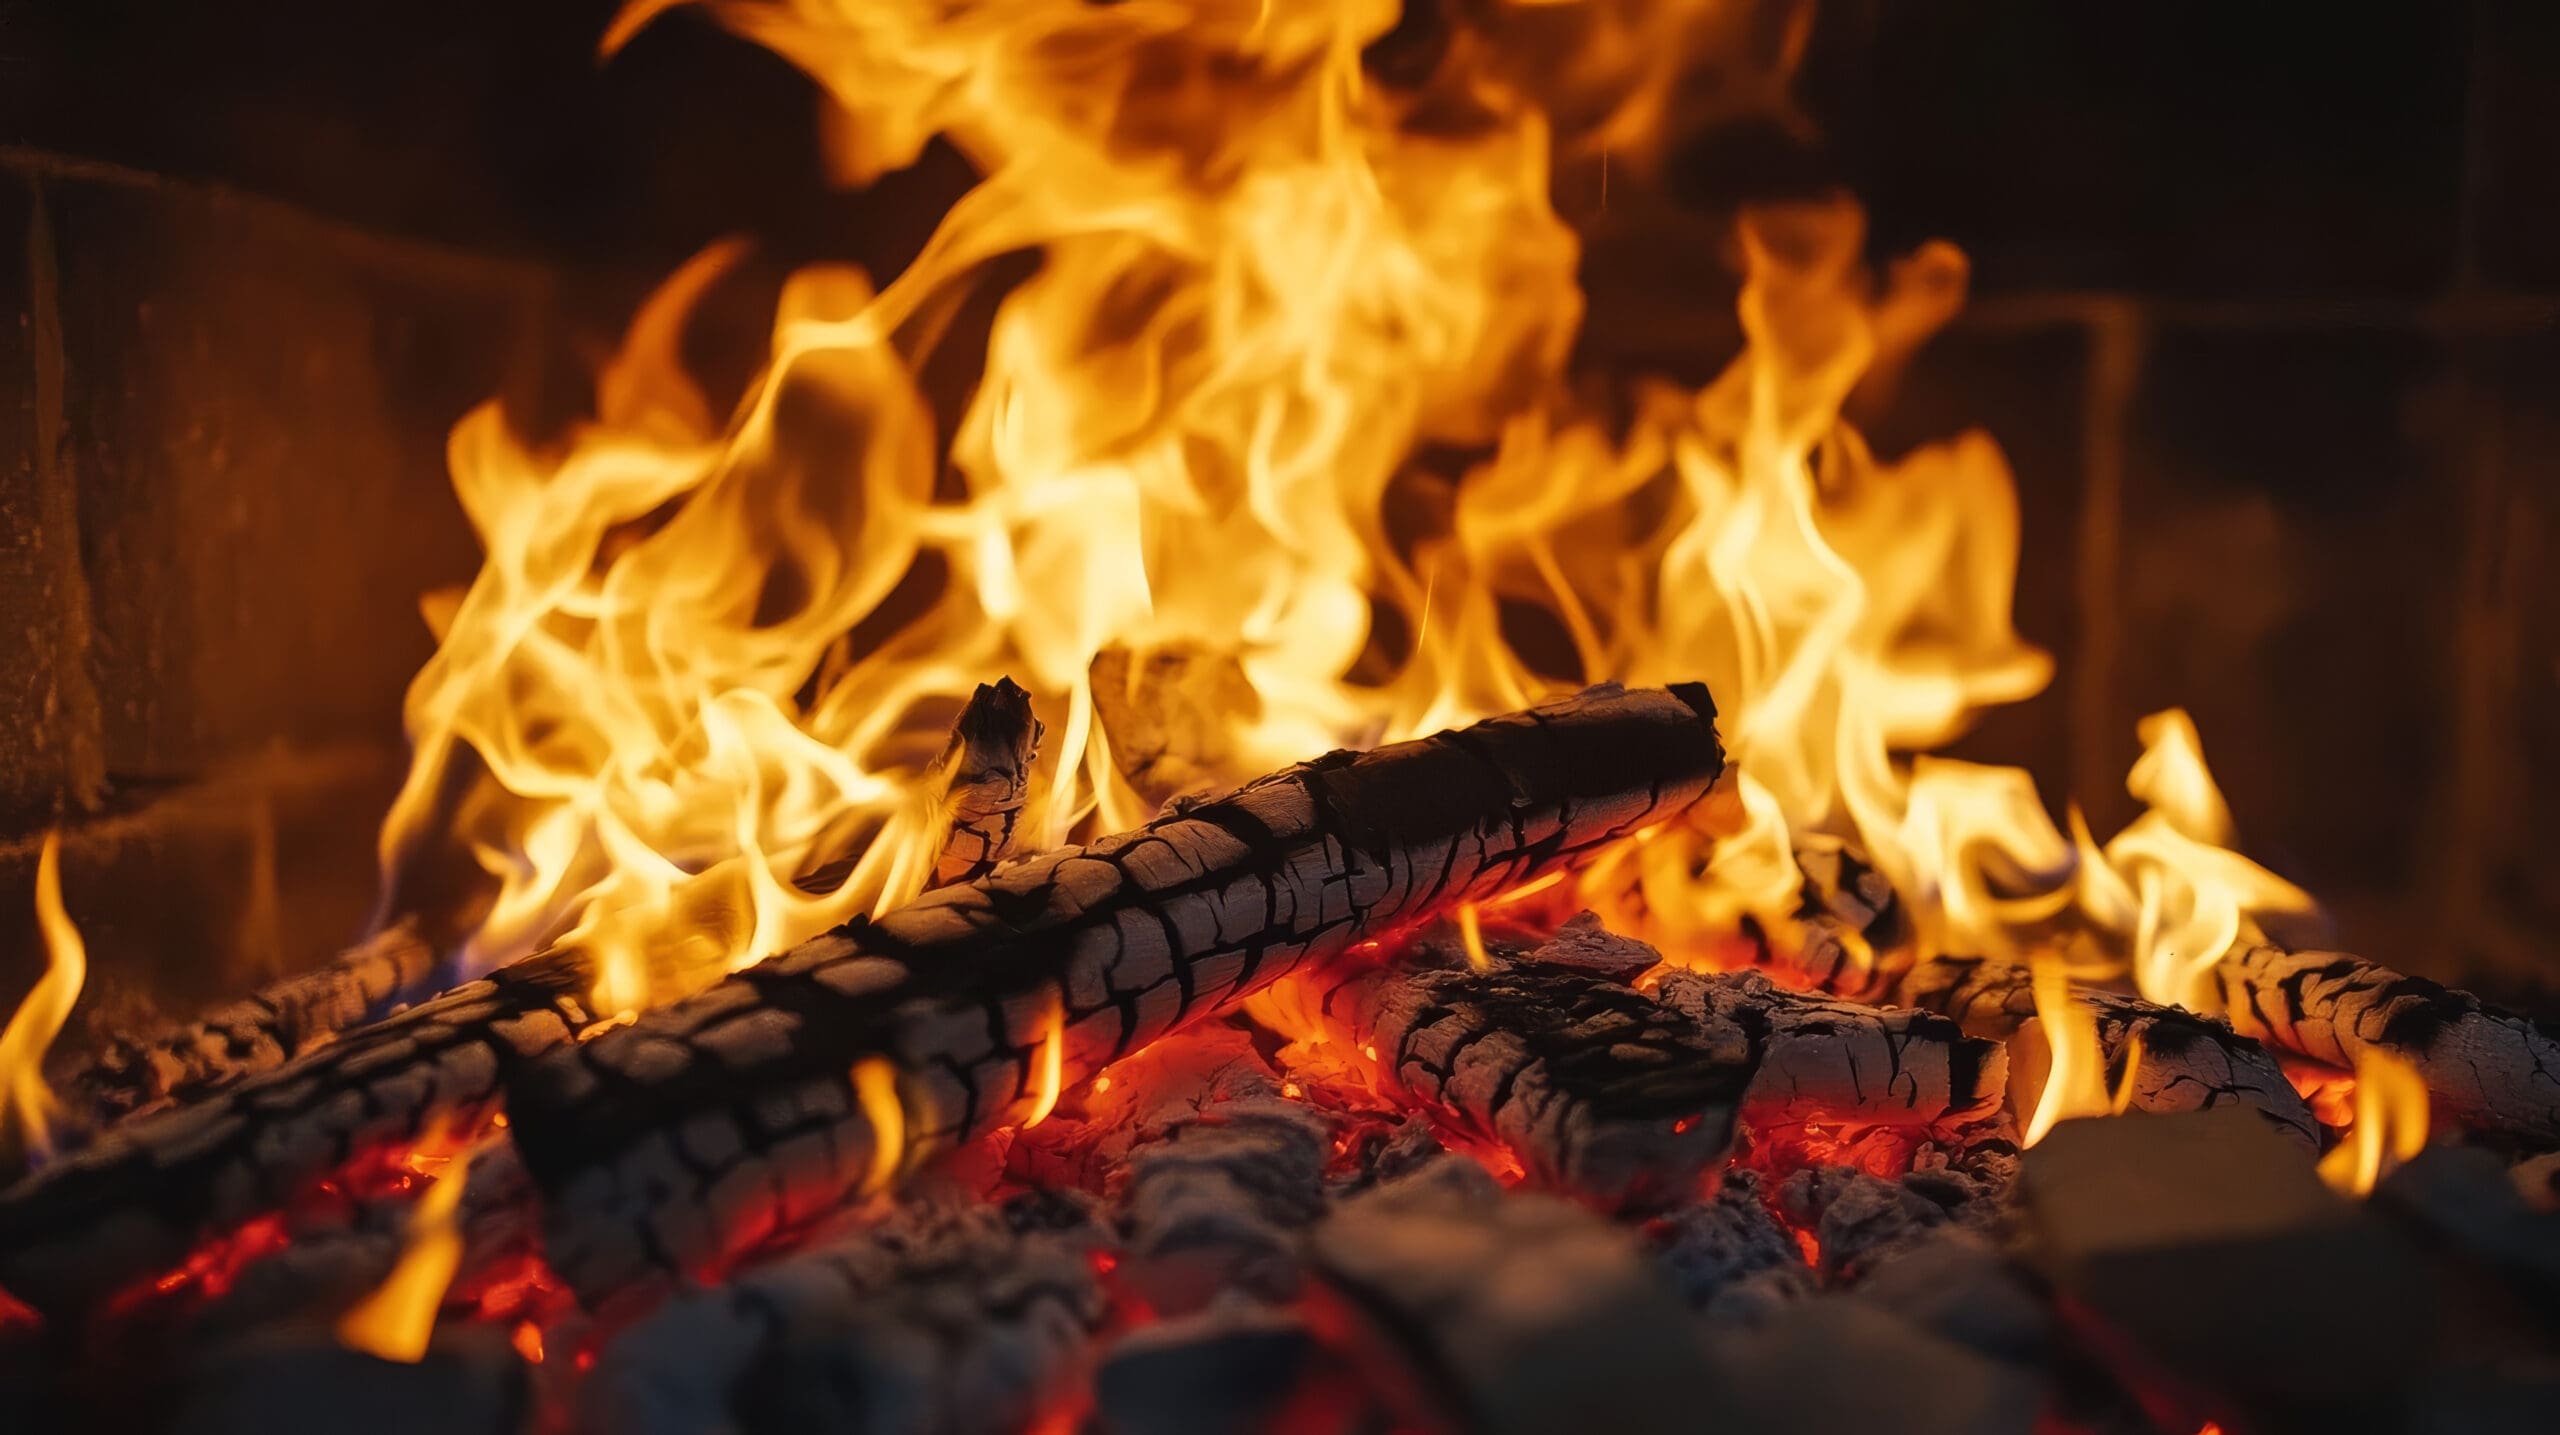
[581,1195,1106,1435]
[1650,969,2005,1132]
[1252,954,1747,1210]
[0,949,596,1317]
[61,921,446,1131]
[1899,954,2318,1147]
[2217,943,2560,1145]
[505,683,1727,1308]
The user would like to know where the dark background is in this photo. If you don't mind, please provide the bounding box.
[0,1,2553,1009]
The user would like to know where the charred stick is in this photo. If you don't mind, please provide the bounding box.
[926,677,1043,887]
[1253,954,1748,1210]
[60,921,447,1131]
[0,949,596,1318]
[2217,942,2560,1144]
[1897,953,2318,1147]
[506,683,1728,1309]
[1649,969,2006,1132]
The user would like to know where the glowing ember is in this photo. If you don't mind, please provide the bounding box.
[1,830,87,1161]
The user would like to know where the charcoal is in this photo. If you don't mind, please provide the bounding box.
[1850,1229,2050,1366]
[1091,1301,1335,1435]
[1521,911,1664,982]
[1648,1168,1815,1321]
[582,1197,1108,1435]
[2021,1108,2437,1426]
[1304,1156,1712,1435]
[2374,1145,2560,1322]
[171,1328,526,1435]
[1695,1296,2041,1435]
[1773,1164,1951,1281]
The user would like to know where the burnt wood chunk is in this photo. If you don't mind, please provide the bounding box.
[1647,1167,1815,1321]
[507,684,1728,1307]
[1651,969,2004,1131]
[2021,1108,2436,1428]
[927,677,1042,888]
[581,1196,1106,1435]
[1901,954,2317,1146]
[1696,1296,2042,1435]
[1304,1157,1714,1435]
[1091,1303,1341,1435]
[63,920,446,1129]
[2218,942,2560,1144]
[1259,956,1747,1210]
[1520,910,1664,982]
[0,949,595,1317]
[171,1329,528,1435]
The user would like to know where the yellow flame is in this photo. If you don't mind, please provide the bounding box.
[1455,903,1490,974]
[1021,994,1065,1129]
[2,830,87,1159]
[851,1057,906,1195]
[2023,954,2114,1146]
[336,1136,480,1363]
[368,0,2317,1046]
[2318,1048,2429,1197]
[2108,1033,2144,1117]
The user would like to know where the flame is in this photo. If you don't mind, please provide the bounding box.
[1,831,87,1159]
[336,1136,481,1363]
[368,0,2326,1055]
[2023,954,2117,1146]
[851,1057,906,1195]
[1021,993,1066,1129]
[2318,1048,2429,1197]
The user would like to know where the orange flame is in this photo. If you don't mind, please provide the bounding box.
[1,831,87,1160]
[369,0,2319,1046]
[2022,954,2126,1146]
[851,1057,907,1196]
[336,1135,481,1363]
[2318,1048,2428,1197]
[1021,993,1066,1129]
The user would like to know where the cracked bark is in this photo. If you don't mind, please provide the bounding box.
[505,683,1727,1308]
[2217,943,2560,1145]
[1254,954,1750,1210]
[57,921,446,1133]
[1897,954,2318,1148]
[1650,969,2005,1133]
[0,948,597,1317]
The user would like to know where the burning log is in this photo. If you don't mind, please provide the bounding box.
[582,1195,1107,1435]
[923,677,1042,888]
[2217,943,2560,1145]
[1898,954,2318,1147]
[505,683,1727,1308]
[1649,969,2005,1132]
[1252,954,1748,1210]
[0,948,597,1317]
[60,921,445,1130]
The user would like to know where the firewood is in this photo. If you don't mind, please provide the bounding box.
[1898,954,2318,1147]
[1253,953,1749,1210]
[2217,943,2560,1145]
[1648,1167,1816,1321]
[925,676,1042,888]
[61,921,446,1131]
[505,683,1727,1309]
[0,949,596,1317]
[1089,645,1259,808]
[1302,1156,1714,1435]
[1649,969,2006,1132]
[580,1195,1107,1435]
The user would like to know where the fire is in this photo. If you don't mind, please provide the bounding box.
[336,1136,482,1363]
[1,830,87,1160]
[366,0,2327,1068]
[1022,994,1066,1129]
[2020,954,2139,1146]
[851,1057,907,1196]
[2318,1048,2429,1197]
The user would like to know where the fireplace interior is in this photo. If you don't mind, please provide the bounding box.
[2,3,2558,1433]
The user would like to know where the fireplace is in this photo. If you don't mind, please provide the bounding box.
[3,3,2557,1433]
